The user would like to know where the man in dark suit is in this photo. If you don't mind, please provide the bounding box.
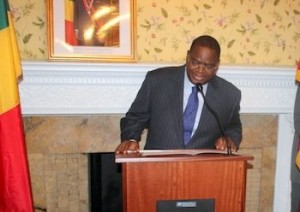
[115,35,242,153]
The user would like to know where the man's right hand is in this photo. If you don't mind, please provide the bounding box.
[115,140,140,154]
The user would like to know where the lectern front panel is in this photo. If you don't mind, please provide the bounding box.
[117,153,253,212]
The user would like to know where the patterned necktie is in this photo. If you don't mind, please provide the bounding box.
[183,86,199,145]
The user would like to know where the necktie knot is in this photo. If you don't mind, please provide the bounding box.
[192,86,199,94]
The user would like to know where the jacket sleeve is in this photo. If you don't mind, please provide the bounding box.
[224,88,242,147]
[120,71,152,142]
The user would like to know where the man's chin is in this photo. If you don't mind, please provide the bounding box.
[194,79,207,85]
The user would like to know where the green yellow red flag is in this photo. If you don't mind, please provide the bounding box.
[296,61,300,169]
[0,0,34,210]
[296,137,300,169]
[296,60,300,83]
[65,0,78,45]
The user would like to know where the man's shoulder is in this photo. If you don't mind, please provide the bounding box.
[215,76,239,90]
[213,75,241,92]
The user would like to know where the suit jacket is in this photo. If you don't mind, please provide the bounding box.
[120,65,242,150]
[291,85,300,183]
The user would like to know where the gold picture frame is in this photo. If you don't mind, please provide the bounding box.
[47,0,136,62]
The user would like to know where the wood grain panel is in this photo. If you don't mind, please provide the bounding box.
[118,154,253,212]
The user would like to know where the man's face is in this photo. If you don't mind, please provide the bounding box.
[186,45,220,85]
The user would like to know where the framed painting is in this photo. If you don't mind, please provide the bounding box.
[47,0,136,62]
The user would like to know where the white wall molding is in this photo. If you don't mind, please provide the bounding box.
[274,114,294,212]
[20,61,296,115]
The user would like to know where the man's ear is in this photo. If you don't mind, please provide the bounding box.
[186,50,190,61]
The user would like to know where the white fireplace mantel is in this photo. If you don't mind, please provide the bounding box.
[20,61,296,115]
[20,60,297,212]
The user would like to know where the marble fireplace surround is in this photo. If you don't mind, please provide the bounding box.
[20,61,296,212]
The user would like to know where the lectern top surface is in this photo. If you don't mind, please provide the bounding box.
[115,149,254,163]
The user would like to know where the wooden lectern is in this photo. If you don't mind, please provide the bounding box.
[115,150,253,212]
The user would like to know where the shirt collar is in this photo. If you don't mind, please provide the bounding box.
[184,68,208,94]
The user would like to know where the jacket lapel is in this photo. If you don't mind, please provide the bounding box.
[191,77,219,142]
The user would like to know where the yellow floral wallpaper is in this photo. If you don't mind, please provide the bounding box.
[10,0,46,59]
[9,0,300,65]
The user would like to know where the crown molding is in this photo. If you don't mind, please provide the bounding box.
[20,60,296,115]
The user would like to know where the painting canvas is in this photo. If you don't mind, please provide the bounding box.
[47,0,136,62]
